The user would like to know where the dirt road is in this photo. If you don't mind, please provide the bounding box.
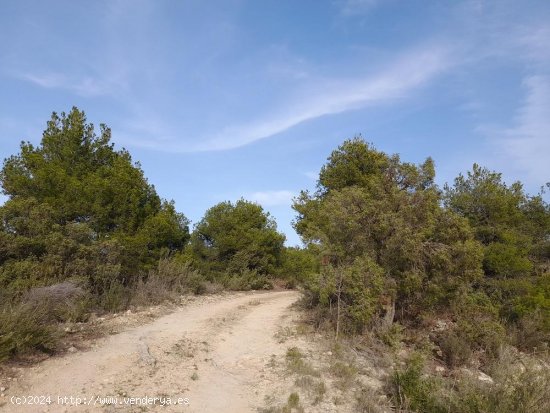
[2,291,303,413]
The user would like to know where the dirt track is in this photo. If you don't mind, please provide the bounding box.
[3,291,302,412]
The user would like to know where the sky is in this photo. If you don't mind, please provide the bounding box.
[0,0,549,246]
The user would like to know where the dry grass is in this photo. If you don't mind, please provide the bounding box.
[295,375,326,404]
[285,347,320,377]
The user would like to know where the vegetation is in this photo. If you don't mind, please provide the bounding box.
[294,138,485,335]
[188,199,286,289]
[292,137,549,412]
[0,107,301,361]
[1,109,548,413]
[387,351,550,413]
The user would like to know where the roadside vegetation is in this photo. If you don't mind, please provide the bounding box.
[292,138,549,412]
[1,108,548,413]
[0,107,313,362]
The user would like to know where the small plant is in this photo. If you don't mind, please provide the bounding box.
[295,376,326,405]
[258,392,305,413]
[436,330,473,368]
[286,347,319,377]
[329,360,358,391]
[275,326,294,343]
[356,387,387,413]
[190,371,199,381]
[287,392,300,408]
[0,302,57,362]
[376,323,404,349]
[388,353,442,413]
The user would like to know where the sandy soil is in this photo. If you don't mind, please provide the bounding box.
[1,291,305,413]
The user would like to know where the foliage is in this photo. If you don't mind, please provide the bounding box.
[277,246,319,287]
[293,138,483,334]
[387,351,550,413]
[444,164,549,276]
[0,108,193,361]
[0,301,57,362]
[0,107,190,297]
[190,199,285,278]
[444,164,550,350]
[389,354,444,413]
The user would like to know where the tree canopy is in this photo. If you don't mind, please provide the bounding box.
[190,199,285,277]
[0,107,189,294]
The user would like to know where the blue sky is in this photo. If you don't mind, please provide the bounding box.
[1,0,549,245]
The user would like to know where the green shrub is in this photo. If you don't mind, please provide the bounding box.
[436,330,473,368]
[223,268,273,291]
[285,347,319,377]
[0,302,57,362]
[389,354,445,413]
[443,354,550,413]
[484,242,533,277]
[98,280,130,312]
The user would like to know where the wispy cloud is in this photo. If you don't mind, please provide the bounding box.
[190,45,451,152]
[248,190,295,207]
[20,72,115,97]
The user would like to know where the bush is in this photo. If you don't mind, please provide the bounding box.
[385,347,550,413]
[313,256,386,335]
[435,330,473,368]
[389,354,445,413]
[510,311,550,352]
[355,387,387,413]
[443,352,550,413]
[23,281,90,322]
[223,268,273,291]
[484,242,533,277]
[98,280,130,312]
[0,302,57,362]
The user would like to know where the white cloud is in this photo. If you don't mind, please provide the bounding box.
[248,190,295,207]
[21,72,113,97]
[190,45,451,152]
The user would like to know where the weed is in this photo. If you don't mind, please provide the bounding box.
[388,353,443,413]
[287,392,300,408]
[286,347,319,377]
[295,376,326,404]
[329,360,358,391]
[259,392,305,413]
[355,387,387,413]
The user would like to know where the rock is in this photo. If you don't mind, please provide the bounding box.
[477,372,494,384]
[138,338,156,367]
[433,320,449,331]
[326,351,333,356]
[0,387,5,392]
[68,346,77,353]
[435,366,445,373]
